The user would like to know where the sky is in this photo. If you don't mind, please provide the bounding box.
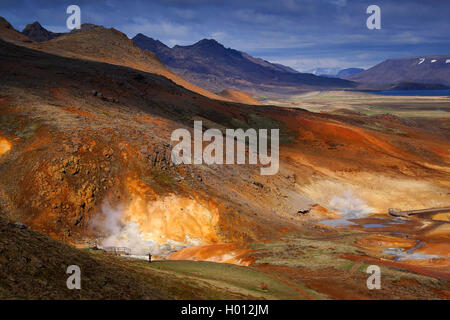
[1,0,450,71]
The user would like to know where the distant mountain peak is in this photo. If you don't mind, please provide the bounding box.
[196,38,220,45]
[22,21,63,42]
[134,33,149,40]
[23,21,48,33]
[347,54,450,86]
[28,21,42,28]
[133,33,169,48]
[188,38,225,49]
[306,67,341,76]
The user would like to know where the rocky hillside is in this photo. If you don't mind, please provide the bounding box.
[0,17,225,101]
[28,25,225,101]
[0,214,168,299]
[0,37,308,245]
[0,214,270,299]
[0,17,32,43]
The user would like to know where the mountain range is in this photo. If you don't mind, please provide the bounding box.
[305,67,341,76]
[5,17,450,93]
[15,21,356,96]
[306,67,365,78]
[346,55,450,86]
[132,33,355,95]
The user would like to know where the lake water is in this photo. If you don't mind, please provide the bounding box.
[375,90,450,96]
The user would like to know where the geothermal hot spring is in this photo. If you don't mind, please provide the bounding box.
[91,189,447,264]
[318,190,373,227]
[92,190,373,259]
[91,195,219,259]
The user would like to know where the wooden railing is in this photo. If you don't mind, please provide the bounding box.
[388,207,450,217]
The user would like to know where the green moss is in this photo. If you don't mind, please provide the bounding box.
[16,122,41,139]
[0,114,41,139]
[147,169,183,193]
[152,170,174,185]
[358,264,370,273]
[362,122,405,135]
[254,96,268,100]
[342,261,356,271]
[0,114,20,132]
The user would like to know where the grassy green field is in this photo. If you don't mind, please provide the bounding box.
[140,260,302,299]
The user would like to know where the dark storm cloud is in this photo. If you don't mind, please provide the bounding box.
[1,0,449,70]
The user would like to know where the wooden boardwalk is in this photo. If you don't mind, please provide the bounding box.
[388,207,450,217]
